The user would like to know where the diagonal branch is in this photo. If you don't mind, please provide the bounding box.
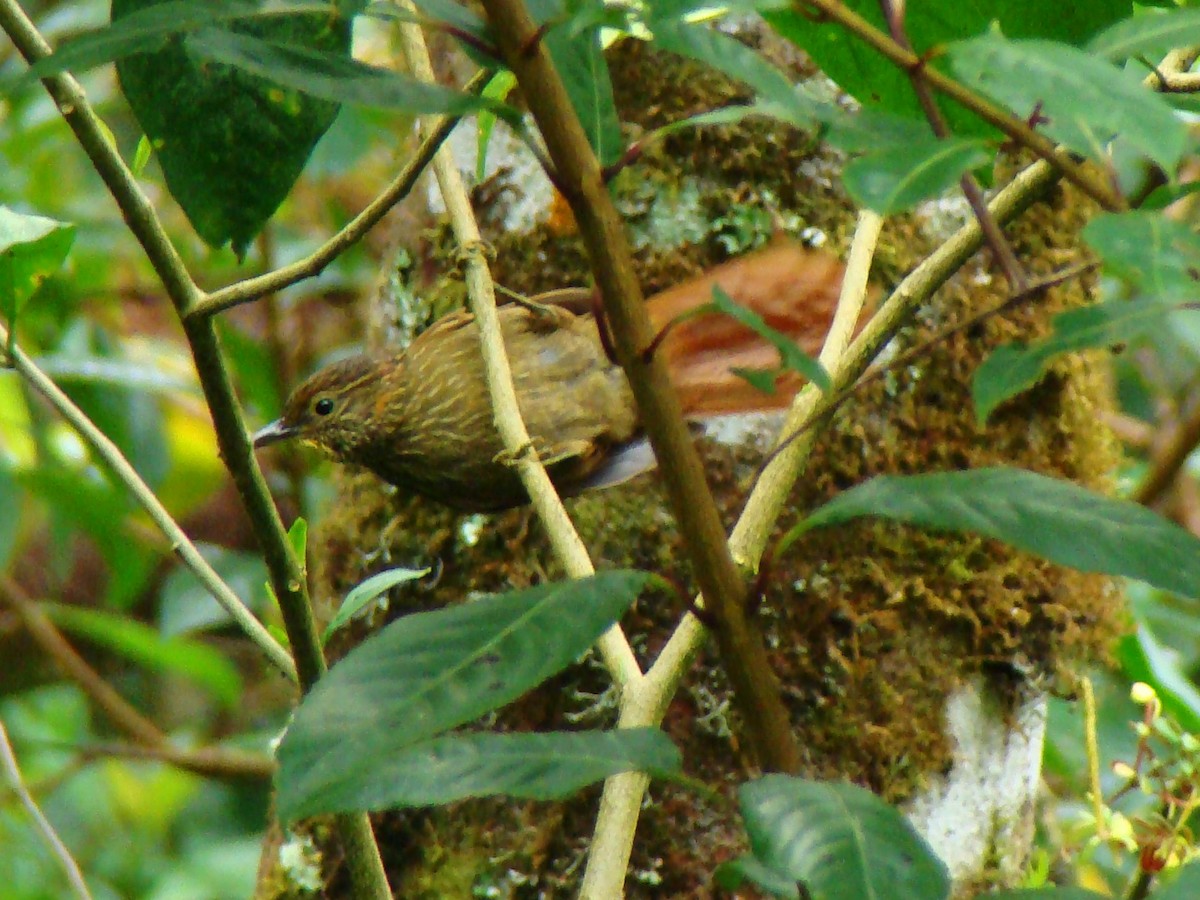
[800,0,1125,212]
[393,6,641,685]
[188,68,493,320]
[479,0,803,775]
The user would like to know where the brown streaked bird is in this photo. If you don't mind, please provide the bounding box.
[253,242,851,512]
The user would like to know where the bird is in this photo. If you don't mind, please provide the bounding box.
[253,242,849,512]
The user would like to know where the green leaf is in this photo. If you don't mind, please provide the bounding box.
[1153,862,1200,900]
[184,27,498,116]
[287,516,308,571]
[986,889,1109,899]
[15,0,263,85]
[322,566,430,642]
[33,354,197,396]
[45,603,242,708]
[715,854,802,899]
[800,467,1200,600]
[0,206,75,336]
[277,728,680,820]
[1117,623,1200,733]
[1088,8,1200,61]
[158,545,269,636]
[528,0,621,167]
[277,571,649,803]
[949,35,1185,172]
[763,0,1130,140]
[0,463,21,572]
[972,299,1181,424]
[476,70,517,182]
[843,137,990,215]
[707,285,831,390]
[649,18,811,124]
[1082,212,1200,301]
[112,0,353,257]
[734,776,950,900]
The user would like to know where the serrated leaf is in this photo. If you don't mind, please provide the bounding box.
[708,285,831,390]
[113,0,352,256]
[0,206,75,336]
[800,467,1200,600]
[1088,8,1200,62]
[45,603,242,708]
[972,299,1180,424]
[277,728,680,820]
[843,137,990,215]
[736,777,950,900]
[322,566,429,641]
[1082,211,1200,301]
[277,571,649,804]
[949,35,1185,172]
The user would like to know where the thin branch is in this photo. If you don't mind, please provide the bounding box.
[189,68,493,320]
[0,576,274,781]
[480,0,803,776]
[0,719,94,900]
[799,0,1126,212]
[1133,389,1200,507]
[0,330,296,682]
[393,5,641,685]
[877,0,1026,290]
[0,4,390,893]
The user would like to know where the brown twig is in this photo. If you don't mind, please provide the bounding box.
[479,0,802,774]
[189,68,493,320]
[799,0,1126,212]
[0,576,274,781]
[1133,388,1200,507]
[877,0,1027,290]
[0,3,388,892]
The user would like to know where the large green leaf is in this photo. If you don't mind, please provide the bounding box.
[46,603,242,708]
[1082,212,1200,302]
[763,0,1130,139]
[0,205,75,335]
[842,136,990,215]
[277,571,649,802]
[799,468,1200,600]
[1154,862,1200,900]
[718,776,950,900]
[949,35,1184,172]
[113,0,352,257]
[278,728,680,821]
[972,299,1184,425]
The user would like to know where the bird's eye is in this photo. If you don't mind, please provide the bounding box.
[314,397,335,416]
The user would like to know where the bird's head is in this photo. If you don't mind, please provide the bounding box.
[253,355,386,461]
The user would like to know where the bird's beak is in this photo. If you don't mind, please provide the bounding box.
[252,419,297,449]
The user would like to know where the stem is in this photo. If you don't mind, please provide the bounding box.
[479,0,802,774]
[800,0,1125,212]
[393,5,640,684]
[0,4,390,894]
[0,719,93,900]
[0,575,276,780]
[189,69,492,319]
[0,328,295,682]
